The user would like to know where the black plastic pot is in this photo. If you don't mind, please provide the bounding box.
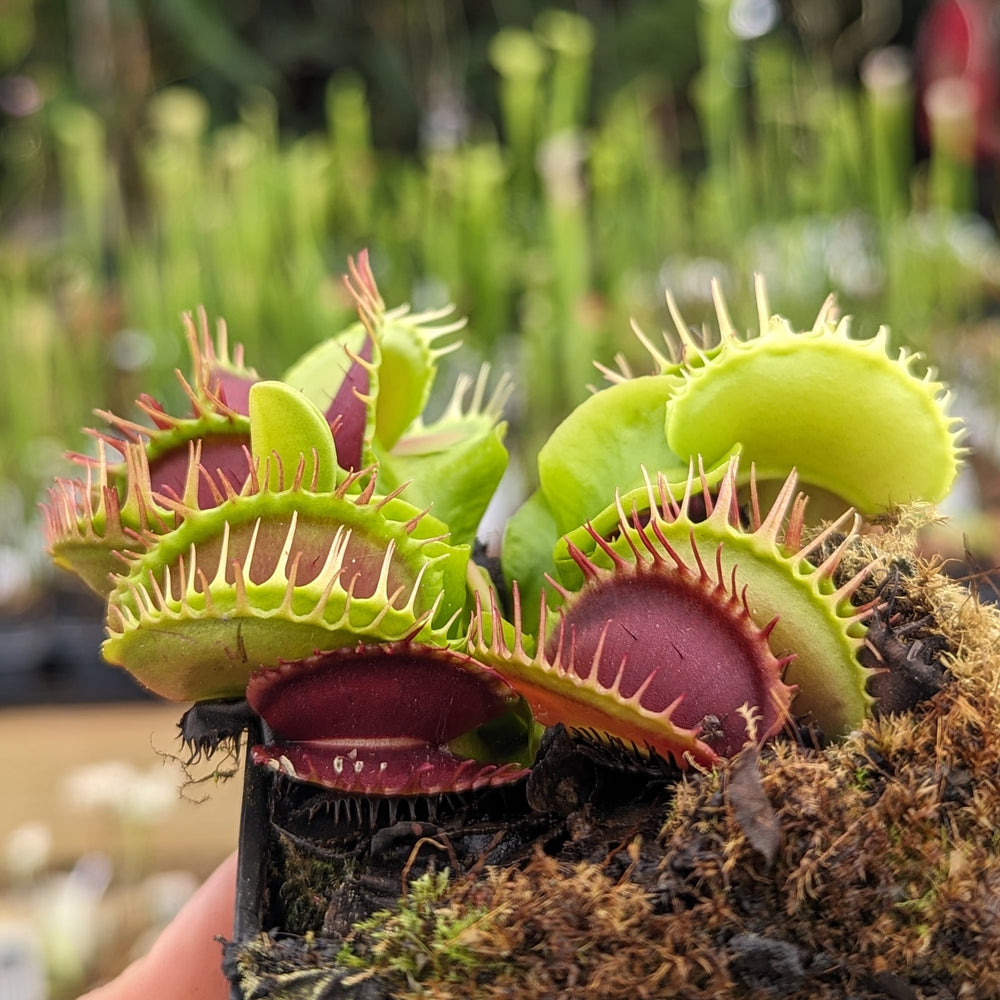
[223,716,408,1000]
[231,716,270,967]
[219,719,679,1000]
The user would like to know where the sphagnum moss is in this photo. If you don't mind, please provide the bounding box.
[321,527,1000,1000]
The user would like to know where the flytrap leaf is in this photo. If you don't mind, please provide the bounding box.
[555,459,876,739]
[42,309,259,595]
[657,277,965,514]
[281,253,507,544]
[248,380,339,493]
[102,462,471,701]
[247,643,532,796]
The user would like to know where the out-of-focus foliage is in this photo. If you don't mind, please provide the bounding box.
[2,0,999,578]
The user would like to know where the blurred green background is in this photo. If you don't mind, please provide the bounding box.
[3,4,1000,996]
[2,0,999,601]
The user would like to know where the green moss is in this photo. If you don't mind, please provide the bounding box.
[338,870,499,986]
[276,834,355,936]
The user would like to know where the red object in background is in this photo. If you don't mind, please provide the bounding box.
[914,0,1000,161]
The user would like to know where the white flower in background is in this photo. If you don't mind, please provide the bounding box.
[3,822,53,884]
[33,853,112,989]
[62,760,139,813]
[61,760,180,826]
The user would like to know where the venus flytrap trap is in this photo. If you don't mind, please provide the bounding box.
[42,309,262,596]
[478,459,871,765]
[554,462,875,741]
[472,496,796,768]
[280,254,512,548]
[101,462,468,702]
[506,275,963,586]
[246,644,532,797]
[661,277,964,514]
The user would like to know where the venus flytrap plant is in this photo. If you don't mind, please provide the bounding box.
[473,535,794,768]
[42,259,967,810]
[102,458,468,701]
[43,306,263,596]
[555,459,875,741]
[246,643,533,797]
[40,251,983,1000]
[96,309,260,507]
[281,254,512,547]
[43,254,535,797]
[477,456,874,766]
[498,275,964,759]
[45,253,509,591]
